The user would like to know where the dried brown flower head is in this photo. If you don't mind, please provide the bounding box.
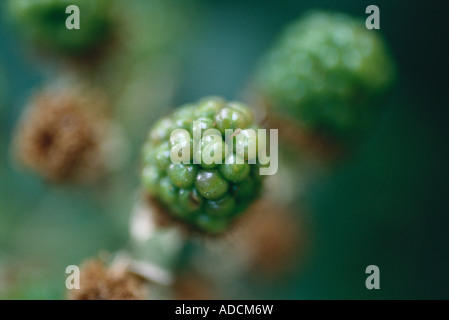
[67,259,147,300]
[14,86,120,183]
[235,199,306,276]
[172,272,217,300]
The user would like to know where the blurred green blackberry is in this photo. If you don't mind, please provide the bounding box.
[256,11,396,144]
[141,97,265,235]
[8,0,114,56]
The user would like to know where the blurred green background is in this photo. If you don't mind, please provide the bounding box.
[1,0,448,299]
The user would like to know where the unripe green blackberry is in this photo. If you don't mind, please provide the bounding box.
[8,0,113,56]
[256,11,396,144]
[141,97,265,235]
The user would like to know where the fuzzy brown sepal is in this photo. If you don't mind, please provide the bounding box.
[67,259,148,300]
[233,199,307,277]
[14,86,111,183]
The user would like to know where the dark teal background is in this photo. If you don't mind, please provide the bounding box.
[1,0,448,299]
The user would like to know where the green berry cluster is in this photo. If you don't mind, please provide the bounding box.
[8,0,113,55]
[256,11,396,143]
[141,97,265,234]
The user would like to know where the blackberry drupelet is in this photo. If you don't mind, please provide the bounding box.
[256,11,396,145]
[141,97,265,235]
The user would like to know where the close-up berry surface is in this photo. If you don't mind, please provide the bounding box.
[141,97,265,234]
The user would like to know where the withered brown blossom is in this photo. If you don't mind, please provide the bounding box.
[67,259,148,300]
[14,86,119,183]
[172,272,217,300]
[235,199,306,276]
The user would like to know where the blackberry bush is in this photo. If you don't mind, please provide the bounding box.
[141,97,265,235]
[256,11,396,144]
